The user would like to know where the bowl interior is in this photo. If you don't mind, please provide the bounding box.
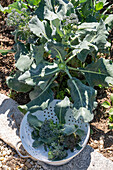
[20,100,90,165]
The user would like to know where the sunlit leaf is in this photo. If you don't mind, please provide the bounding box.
[54,96,71,124]
[6,71,32,92]
[67,77,96,111]
[101,101,111,108]
[84,58,113,87]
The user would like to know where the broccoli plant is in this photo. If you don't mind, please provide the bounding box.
[1,0,113,122]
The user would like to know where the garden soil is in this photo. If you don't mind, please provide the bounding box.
[0,0,113,164]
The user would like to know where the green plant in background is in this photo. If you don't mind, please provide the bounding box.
[0,0,113,123]
[101,94,113,129]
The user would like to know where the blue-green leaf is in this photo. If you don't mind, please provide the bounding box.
[84,58,113,87]
[18,88,54,113]
[31,44,44,65]
[54,96,71,124]
[27,114,43,128]
[29,16,46,38]
[46,42,67,59]
[62,124,77,135]
[72,107,94,122]
[6,72,32,92]
[67,77,96,111]
[15,54,33,72]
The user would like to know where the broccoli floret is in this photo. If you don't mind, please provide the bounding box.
[39,119,62,145]
[48,143,67,161]
[64,133,80,152]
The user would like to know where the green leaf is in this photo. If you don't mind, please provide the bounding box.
[95,2,103,11]
[18,71,36,86]
[57,0,74,19]
[18,62,59,88]
[44,9,58,21]
[35,0,74,21]
[76,143,82,150]
[15,54,33,72]
[76,129,84,137]
[72,38,97,62]
[0,4,8,13]
[110,94,113,102]
[43,20,52,39]
[2,1,28,14]
[54,96,71,124]
[52,19,64,37]
[27,113,43,128]
[6,72,32,92]
[67,77,96,111]
[105,14,113,29]
[108,123,113,130]
[30,62,59,78]
[32,140,43,148]
[46,42,67,59]
[31,130,39,140]
[93,20,108,49]
[101,101,111,108]
[79,0,87,3]
[19,88,54,113]
[72,107,94,122]
[35,0,55,20]
[62,124,76,135]
[29,86,42,100]
[14,42,28,61]
[31,44,44,65]
[27,0,41,6]
[84,58,113,87]
[0,49,14,55]
[29,16,46,38]
[109,108,113,116]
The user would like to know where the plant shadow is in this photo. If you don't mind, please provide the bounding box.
[0,95,23,137]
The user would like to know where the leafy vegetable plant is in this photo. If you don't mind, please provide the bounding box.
[1,0,113,122]
[101,94,113,129]
[27,97,84,161]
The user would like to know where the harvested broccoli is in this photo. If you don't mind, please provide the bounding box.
[29,118,82,161]
[39,119,62,144]
[48,143,67,161]
[64,133,81,152]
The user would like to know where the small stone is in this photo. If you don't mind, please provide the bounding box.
[1,146,4,150]
[30,161,34,165]
[94,140,98,144]
[2,165,9,170]
[24,166,28,170]
[25,161,32,168]
[0,157,4,161]
[109,157,113,161]
[2,151,7,156]
[100,145,103,150]
[27,158,31,163]
[7,168,11,170]
[15,165,20,169]
[0,141,3,145]
[7,150,11,155]
[20,164,24,168]
[93,144,98,149]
